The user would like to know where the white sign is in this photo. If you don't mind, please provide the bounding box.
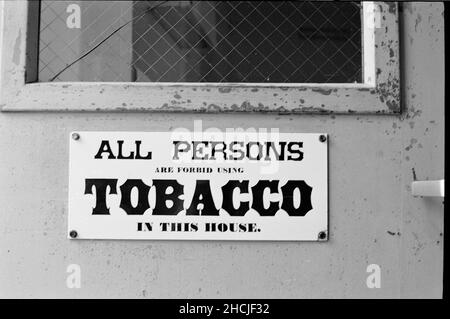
[68,131,328,241]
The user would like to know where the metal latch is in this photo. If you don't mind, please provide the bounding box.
[412,179,445,197]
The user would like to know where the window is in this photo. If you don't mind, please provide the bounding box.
[39,1,362,83]
[0,1,400,113]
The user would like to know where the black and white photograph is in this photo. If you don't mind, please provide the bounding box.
[0,0,446,306]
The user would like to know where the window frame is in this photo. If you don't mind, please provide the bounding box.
[0,1,400,114]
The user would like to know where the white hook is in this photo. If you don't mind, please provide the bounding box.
[412,180,445,197]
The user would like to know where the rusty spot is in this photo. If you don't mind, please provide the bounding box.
[412,168,417,181]
[241,101,252,110]
[276,106,288,113]
[207,104,221,111]
[377,79,400,112]
[386,100,398,111]
[311,88,332,95]
[218,87,232,93]
[157,103,189,112]
[230,104,239,111]
[291,106,332,114]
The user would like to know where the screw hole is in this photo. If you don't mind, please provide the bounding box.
[319,135,327,143]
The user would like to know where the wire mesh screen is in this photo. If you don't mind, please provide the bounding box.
[38,1,363,83]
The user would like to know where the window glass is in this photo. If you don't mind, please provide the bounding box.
[38,1,362,83]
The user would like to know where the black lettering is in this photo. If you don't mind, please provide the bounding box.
[246,142,263,160]
[117,140,135,159]
[152,179,184,215]
[228,141,245,161]
[94,140,116,159]
[135,140,152,160]
[119,179,151,215]
[265,141,286,161]
[281,180,313,216]
[221,180,249,216]
[251,180,279,216]
[186,180,219,215]
[210,141,227,160]
[287,142,304,161]
[192,141,209,160]
[172,141,191,160]
[84,179,118,215]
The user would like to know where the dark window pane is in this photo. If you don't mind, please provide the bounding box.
[38,1,362,83]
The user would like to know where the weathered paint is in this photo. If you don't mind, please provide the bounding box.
[0,3,444,298]
[0,2,400,114]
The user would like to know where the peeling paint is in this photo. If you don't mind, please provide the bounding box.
[415,14,422,31]
[311,88,332,95]
[218,87,232,94]
[389,48,395,58]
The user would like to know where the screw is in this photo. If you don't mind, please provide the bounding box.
[318,231,327,240]
[69,230,78,238]
[319,135,327,143]
[72,133,80,141]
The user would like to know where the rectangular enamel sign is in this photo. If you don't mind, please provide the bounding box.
[68,131,328,241]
